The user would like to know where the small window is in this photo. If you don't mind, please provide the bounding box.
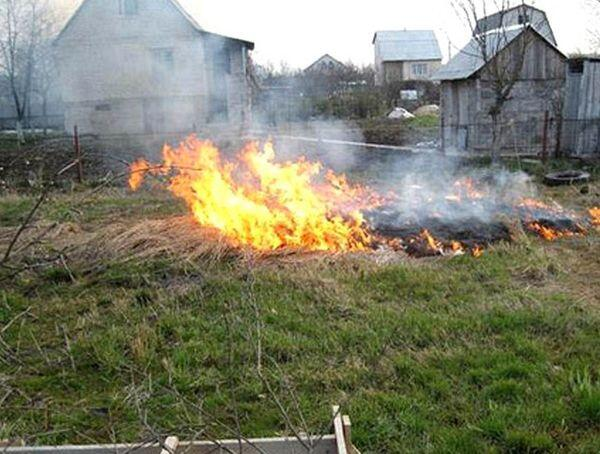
[95,104,111,111]
[119,0,138,16]
[412,63,428,76]
[569,60,584,74]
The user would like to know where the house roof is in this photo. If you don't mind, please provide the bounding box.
[373,30,443,62]
[474,3,557,45]
[54,0,254,49]
[432,26,565,81]
[304,54,346,72]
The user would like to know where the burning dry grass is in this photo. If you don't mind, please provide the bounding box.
[70,217,414,268]
[0,205,596,274]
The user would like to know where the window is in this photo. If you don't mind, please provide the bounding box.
[569,60,584,74]
[152,48,174,79]
[119,0,138,16]
[412,63,428,76]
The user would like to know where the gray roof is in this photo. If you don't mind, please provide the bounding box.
[373,30,442,62]
[432,26,563,81]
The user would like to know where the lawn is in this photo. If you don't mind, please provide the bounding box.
[0,165,599,453]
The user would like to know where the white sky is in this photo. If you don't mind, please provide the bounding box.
[58,0,598,68]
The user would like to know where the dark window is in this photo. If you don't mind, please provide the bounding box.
[569,60,584,74]
[95,104,111,111]
[119,0,138,16]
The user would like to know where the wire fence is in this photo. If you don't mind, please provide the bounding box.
[441,117,600,157]
[1,116,599,190]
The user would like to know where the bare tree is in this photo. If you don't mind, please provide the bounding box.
[452,0,536,160]
[32,5,62,135]
[0,0,54,143]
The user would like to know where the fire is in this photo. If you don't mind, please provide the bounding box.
[128,136,378,252]
[421,229,443,254]
[472,246,484,258]
[127,136,596,257]
[526,222,577,241]
[450,241,463,252]
[590,207,600,226]
[451,177,486,201]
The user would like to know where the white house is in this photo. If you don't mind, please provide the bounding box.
[304,54,346,74]
[373,30,442,85]
[54,0,255,136]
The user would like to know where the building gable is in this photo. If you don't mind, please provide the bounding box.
[305,54,346,73]
[476,28,566,81]
[55,0,203,46]
[474,4,556,46]
[433,26,565,81]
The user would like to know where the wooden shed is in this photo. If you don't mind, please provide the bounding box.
[563,57,600,155]
[433,5,567,155]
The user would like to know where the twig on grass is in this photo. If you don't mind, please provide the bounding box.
[0,307,31,336]
[1,191,47,266]
[1,158,81,268]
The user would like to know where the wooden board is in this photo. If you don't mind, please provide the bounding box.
[3,435,338,454]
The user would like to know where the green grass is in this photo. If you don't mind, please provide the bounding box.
[0,187,599,453]
[406,114,440,128]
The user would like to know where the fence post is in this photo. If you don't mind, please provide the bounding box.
[541,111,549,163]
[554,116,563,159]
[73,125,83,184]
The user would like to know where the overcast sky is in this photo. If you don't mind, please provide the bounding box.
[59,0,598,68]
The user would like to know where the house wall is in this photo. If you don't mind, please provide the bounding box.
[563,59,600,155]
[54,0,251,135]
[440,31,566,154]
[380,60,441,83]
[440,79,477,151]
[374,43,384,86]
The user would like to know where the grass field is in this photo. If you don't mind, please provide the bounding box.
[0,163,599,453]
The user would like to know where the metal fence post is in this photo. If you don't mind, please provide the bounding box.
[541,111,549,163]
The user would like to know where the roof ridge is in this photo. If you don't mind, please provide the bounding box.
[433,25,565,81]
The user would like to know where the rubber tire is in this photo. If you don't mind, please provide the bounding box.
[544,170,590,187]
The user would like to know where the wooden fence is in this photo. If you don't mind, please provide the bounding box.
[1,407,360,454]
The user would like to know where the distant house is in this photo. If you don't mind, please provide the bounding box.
[305,54,346,74]
[373,30,442,85]
[54,0,255,136]
[433,4,567,154]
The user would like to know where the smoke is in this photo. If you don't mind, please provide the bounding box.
[363,153,537,228]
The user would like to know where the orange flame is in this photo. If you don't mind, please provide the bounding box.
[472,245,484,258]
[526,222,577,241]
[590,207,600,226]
[128,136,379,252]
[421,229,443,253]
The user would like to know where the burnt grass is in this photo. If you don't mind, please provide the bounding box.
[0,159,600,452]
